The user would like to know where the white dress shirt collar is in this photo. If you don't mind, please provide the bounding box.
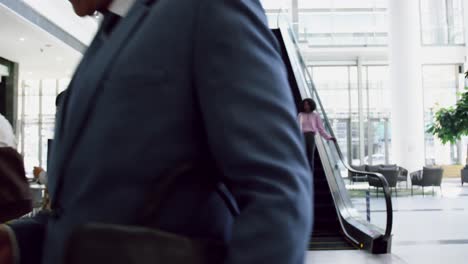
[108,0,137,17]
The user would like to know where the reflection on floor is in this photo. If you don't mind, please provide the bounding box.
[307,178,468,263]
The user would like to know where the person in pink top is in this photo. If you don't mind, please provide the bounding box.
[298,98,336,169]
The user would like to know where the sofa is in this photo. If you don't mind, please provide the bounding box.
[349,164,409,188]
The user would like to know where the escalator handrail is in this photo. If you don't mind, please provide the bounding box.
[277,18,393,242]
[345,166,393,239]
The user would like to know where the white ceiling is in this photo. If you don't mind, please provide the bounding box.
[0,4,83,80]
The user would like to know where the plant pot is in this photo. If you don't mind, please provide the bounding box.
[441,164,464,178]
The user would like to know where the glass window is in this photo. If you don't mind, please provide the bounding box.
[262,0,292,27]
[366,66,391,113]
[260,0,291,9]
[310,65,391,165]
[299,10,388,46]
[262,0,389,46]
[311,66,353,163]
[349,66,360,164]
[17,78,70,173]
[300,0,387,9]
[420,0,465,45]
[312,66,350,113]
[363,66,391,165]
[423,65,460,165]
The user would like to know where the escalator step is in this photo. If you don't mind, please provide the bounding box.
[309,236,358,251]
[314,204,335,210]
[310,146,355,251]
[313,224,341,231]
[312,230,341,236]
[314,181,329,188]
[314,193,333,199]
[313,221,341,230]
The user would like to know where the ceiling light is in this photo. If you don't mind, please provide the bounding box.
[56,57,63,62]
[27,72,33,75]
[19,37,25,42]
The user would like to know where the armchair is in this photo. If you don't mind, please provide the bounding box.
[349,164,368,184]
[411,167,444,196]
[368,167,399,197]
[397,167,408,188]
[462,166,468,186]
[370,164,409,189]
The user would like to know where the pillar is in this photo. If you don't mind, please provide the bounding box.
[388,0,425,172]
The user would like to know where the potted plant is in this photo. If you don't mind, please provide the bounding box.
[427,85,468,183]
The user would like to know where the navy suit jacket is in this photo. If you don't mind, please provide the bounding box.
[9,1,312,263]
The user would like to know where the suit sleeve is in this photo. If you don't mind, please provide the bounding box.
[193,1,312,264]
[7,211,50,264]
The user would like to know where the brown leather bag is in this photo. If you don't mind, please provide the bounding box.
[0,147,33,222]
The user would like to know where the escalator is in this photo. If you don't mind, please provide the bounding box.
[271,20,393,254]
[309,151,358,250]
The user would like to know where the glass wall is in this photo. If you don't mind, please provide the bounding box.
[262,0,465,167]
[363,66,391,165]
[298,7,387,46]
[309,66,355,164]
[17,79,69,174]
[262,0,291,27]
[423,65,462,165]
[262,0,388,46]
[309,64,391,166]
[420,0,465,45]
[263,0,466,46]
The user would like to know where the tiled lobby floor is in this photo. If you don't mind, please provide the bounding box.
[306,178,468,264]
[305,250,408,264]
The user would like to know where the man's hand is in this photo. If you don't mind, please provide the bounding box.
[33,167,45,179]
[0,225,14,264]
[329,137,337,143]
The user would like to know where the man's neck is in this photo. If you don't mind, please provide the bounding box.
[108,0,137,17]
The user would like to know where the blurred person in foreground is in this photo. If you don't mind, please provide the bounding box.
[0,1,312,264]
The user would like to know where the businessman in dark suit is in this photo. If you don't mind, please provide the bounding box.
[0,0,312,264]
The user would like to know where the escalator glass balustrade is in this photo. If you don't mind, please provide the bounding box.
[271,14,393,254]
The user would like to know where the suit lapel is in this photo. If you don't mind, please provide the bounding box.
[47,16,111,195]
[54,15,112,142]
[50,0,159,203]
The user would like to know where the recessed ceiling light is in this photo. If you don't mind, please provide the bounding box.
[28,72,33,75]
[19,37,25,42]
[56,57,63,62]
